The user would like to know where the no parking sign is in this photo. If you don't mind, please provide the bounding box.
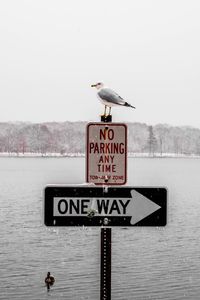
[86,123,127,185]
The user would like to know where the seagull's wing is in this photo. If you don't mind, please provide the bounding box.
[98,88,126,106]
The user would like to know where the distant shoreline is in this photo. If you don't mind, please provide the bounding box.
[1,121,200,158]
[0,152,200,158]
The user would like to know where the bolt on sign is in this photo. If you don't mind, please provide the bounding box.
[86,123,127,185]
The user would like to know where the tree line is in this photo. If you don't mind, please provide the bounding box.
[0,121,200,156]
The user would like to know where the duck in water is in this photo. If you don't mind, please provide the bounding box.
[45,272,55,290]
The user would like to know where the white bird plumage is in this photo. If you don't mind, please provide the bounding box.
[91,82,135,116]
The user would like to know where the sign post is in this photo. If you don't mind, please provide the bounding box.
[44,115,168,300]
[101,227,111,300]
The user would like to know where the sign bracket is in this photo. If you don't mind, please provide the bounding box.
[101,114,112,122]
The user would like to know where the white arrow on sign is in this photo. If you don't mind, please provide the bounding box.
[53,190,161,225]
[128,190,161,225]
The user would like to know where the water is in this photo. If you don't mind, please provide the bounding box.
[0,157,200,299]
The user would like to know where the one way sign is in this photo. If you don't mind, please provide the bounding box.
[44,186,167,226]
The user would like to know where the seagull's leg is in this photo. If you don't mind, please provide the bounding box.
[104,105,107,116]
[109,107,111,116]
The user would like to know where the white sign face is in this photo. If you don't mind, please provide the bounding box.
[86,123,127,185]
[53,190,161,225]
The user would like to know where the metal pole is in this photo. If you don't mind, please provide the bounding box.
[100,113,112,300]
[100,227,112,300]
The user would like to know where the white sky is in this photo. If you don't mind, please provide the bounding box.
[0,0,200,127]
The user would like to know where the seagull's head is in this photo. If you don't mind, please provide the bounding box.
[91,82,104,90]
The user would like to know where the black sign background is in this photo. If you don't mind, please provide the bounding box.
[44,186,167,227]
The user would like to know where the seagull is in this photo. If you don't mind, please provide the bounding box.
[91,82,136,116]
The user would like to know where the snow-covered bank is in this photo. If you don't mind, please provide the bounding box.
[128,152,200,158]
[0,152,200,158]
[0,152,84,157]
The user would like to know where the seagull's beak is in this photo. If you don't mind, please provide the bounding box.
[91,84,96,87]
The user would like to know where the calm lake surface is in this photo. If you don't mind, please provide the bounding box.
[0,157,200,300]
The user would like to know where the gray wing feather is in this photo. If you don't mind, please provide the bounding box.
[98,88,125,105]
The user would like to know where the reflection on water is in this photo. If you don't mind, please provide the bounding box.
[0,157,200,299]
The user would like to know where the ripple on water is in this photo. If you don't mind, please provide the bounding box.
[0,157,200,299]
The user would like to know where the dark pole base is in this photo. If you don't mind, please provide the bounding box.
[101,115,112,123]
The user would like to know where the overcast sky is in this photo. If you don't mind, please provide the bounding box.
[0,0,200,127]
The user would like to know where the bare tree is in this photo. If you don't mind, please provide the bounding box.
[148,126,157,156]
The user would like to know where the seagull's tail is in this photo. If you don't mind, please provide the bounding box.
[124,102,136,109]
